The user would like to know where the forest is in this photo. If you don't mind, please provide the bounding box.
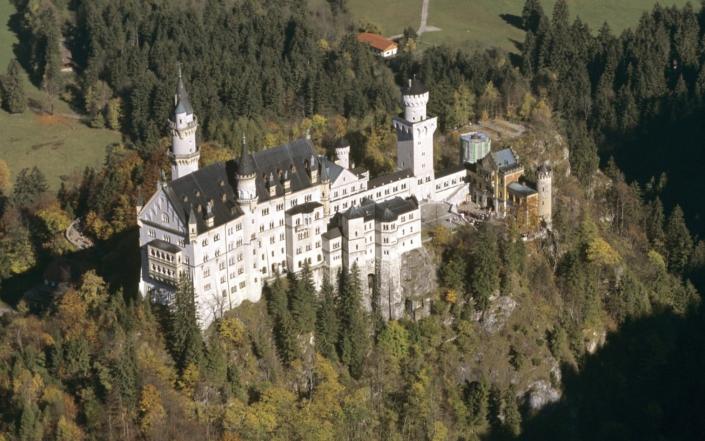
[1,0,705,440]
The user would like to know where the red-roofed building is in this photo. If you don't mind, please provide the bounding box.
[357,32,398,58]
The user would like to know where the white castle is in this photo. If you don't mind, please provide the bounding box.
[137,74,471,327]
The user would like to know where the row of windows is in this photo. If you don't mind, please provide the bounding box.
[149,248,178,263]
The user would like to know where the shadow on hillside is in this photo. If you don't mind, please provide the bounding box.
[484,305,705,441]
[0,227,140,310]
[499,14,524,31]
[604,98,705,237]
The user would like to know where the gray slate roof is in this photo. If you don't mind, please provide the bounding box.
[287,201,322,216]
[491,148,520,172]
[402,78,428,96]
[507,181,537,196]
[368,169,413,189]
[165,138,324,233]
[175,76,193,115]
[342,196,419,223]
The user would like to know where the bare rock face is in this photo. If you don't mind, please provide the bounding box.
[473,295,517,335]
[398,247,438,319]
[526,379,561,412]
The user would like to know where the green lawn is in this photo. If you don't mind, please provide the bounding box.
[347,0,424,36]
[0,0,120,191]
[348,0,692,50]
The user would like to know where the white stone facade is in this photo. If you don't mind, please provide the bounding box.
[138,77,470,327]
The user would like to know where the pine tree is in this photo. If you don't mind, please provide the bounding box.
[337,264,368,378]
[290,261,317,334]
[2,60,26,113]
[315,272,339,360]
[665,205,693,274]
[469,225,500,312]
[12,167,48,207]
[170,277,204,373]
[521,0,545,33]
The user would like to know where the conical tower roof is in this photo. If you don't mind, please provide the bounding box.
[236,134,256,176]
[175,65,193,115]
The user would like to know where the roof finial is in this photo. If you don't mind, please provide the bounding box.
[241,133,248,156]
[177,62,182,81]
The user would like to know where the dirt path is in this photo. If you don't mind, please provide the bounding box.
[418,0,441,35]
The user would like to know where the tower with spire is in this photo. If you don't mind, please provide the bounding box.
[235,135,258,211]
[170,65,200,180]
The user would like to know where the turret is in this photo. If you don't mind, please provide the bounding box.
[401,78,429,123]
[170,65,200,180]
[235,135,258,211]
[537,163,553,228]
[335,139,351,169]
[320,161,331,217]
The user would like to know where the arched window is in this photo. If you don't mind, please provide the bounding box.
[161,213,169,223]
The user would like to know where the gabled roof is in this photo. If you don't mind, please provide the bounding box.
[357,32,397,52]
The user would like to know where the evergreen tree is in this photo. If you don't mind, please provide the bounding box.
[12,167,47,207]
[665,205,693,274]
[521,0,545,33]
[290,261,317,334]
[469,225,500,312]
[2,60,26,113]
[315,272,339,360]
[337,264,368,378]
[169,277,204,373]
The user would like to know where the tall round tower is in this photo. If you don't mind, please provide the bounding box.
[537,163,553,228]
[402,78,429,122]
[334,138,351,169]
[170,65,199,180]
[235,135,258,211]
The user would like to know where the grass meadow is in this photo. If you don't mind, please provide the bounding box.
[348,0,692,50]
[0,0,120,191]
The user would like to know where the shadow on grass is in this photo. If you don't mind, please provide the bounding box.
[499,14,524,31]
[484,304,705,441]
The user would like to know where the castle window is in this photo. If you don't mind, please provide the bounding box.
[228,242,234,251]
[231,286,237,293]
[219,262,225,270]
[161,213,169,223]
[262,208,269,216]
[237,239,242,246]
[202,239,208,247]
[214,234,220,241]
[220,276,226,283]
[179,239,185,247]
[236,223,242,231]
[204,268,210,277]
[148,229,156,238]
[204,283,211,291]
[239,282,246,288]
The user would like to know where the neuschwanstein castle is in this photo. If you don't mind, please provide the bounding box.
[137,71,551,327]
